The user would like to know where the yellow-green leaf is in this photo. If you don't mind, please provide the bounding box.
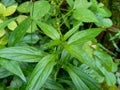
[0,19,3,23]
[7,21,17,31]
[3,4,17,16]
[0,36,8,45]
[0,29,6,37]
[0,17,16,30]
[16,15,28,24]
[0,3,6,15]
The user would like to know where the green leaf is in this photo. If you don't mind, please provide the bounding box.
[10,77,23,88]
[95,60,116,86]
[63,22,81,41]
[0,29,6,37]
[90,0,98,7]
[17,1,32,13]
[73,8,98,22]
[74,0,92,9]
[8,17,32,46]
[94,50,114,71]
[0,58,26,82]
[16,15,28,24]
[44,39,61,49]
[0,67,12,78]
[16,15,37,33]
[68,28,103,45]
[22,34,39,44]
[43,78,65,90]
[0,17,16,31]
[64,65,89,90]
[0,46,45,62]
[0,36,8,45]
[65,64,101,90]
[66,0,74,7]
[95,15,113,28]
[26,54,55,90]
[36,21,60,40]
[65,44,94,68]
[96,7,112,17]
[32,1,50,19]
[26,21,38,33]
[79,64,104,83]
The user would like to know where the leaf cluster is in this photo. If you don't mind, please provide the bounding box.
[0,0,118,90]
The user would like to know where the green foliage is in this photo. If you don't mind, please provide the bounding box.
[0,58,26,82]
[0,0,118,90]
[36,21,60,40]
[26,54,55,90]
[73,8,98,22]
[8,17,32,46]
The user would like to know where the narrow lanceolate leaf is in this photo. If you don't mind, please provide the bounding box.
[36,21,60,40]
[0,17,16,30]
[33,1,50,19]
[0,46,45,62]
[63,23,81,41]
[26,54,55,90]
[73,8,98,22]
[68,28,103,45]
[0,58,26,82]
[8,17,32,46]
[64,65,89,90]
[67,64,101,90]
